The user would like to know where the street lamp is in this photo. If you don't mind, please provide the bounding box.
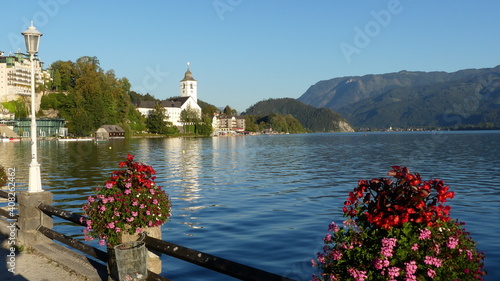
[22,22,43,193]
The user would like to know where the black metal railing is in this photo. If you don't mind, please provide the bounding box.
[31,200,297,281]
[0,190,18,220]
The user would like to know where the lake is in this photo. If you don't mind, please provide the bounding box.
[1,131,499,280]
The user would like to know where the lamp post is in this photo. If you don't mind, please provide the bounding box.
[22,22,43,193]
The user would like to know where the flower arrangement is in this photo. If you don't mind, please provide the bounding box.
[312,166,486,281]
[82,154,171,246]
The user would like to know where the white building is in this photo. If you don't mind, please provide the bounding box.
[136,64,201,127]
[0,52,49,104]
[180,62,197,103]
[212,113,246,135]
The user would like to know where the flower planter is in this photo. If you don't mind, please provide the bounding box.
[81,154,171,279]
[107,226,162,280]
[114,241,148,281]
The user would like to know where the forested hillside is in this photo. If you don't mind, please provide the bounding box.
[41,56,144,136]
[243,98,354,132]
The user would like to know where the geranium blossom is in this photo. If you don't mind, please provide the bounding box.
[347,268,367,281]
[312,167,486,281]
[419,228,432,240]
[447,236,459,249]
[424,256,443,267]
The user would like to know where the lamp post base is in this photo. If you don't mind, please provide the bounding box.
[28,161,42,193]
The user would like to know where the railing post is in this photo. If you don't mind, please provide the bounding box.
[17,191,53,246]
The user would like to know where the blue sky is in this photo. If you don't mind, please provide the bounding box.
[2,0,500,112]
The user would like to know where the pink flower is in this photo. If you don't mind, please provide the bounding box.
[115,227,121,233]
[140,204,146,209]
[148,221,153,226]
[149,188,155,195]
[374,258,389,270]
[317,253,326,264]
[125,182,132,188]
[427,268,436,278]
[105,182,113,189]
[99,239,106,246]
[324,234,332,242]
[329,249,342,261]
[98,205,106,212]
[328,221,340,233]
[411,243,419,251]
[126,217,134,222]
[107,222,115,229]
[424,256,442,267]
[419,228,432,240]
[311,259,317,267]
[466,249,473,260]
[124,189,131,195]
[152,199,159,205]
[87,196,94,203]
[381,238,397,257]
[387,267,400,279]
[114,211,120,217]
[102,197,108,204]
[132,211,138,217]
[433,243,441,254]
[135,228,143,234]
[447,237,458,249]
[132,200,138,206]
[347,267,368,281]
[405,260,417,275]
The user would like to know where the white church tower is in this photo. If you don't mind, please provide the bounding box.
[180,62,197,103]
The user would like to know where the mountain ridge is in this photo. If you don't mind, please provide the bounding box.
[297,65,500,129]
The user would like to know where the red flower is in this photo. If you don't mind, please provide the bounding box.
[345,167,455,230]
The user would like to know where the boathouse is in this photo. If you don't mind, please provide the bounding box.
[95,125,125,139]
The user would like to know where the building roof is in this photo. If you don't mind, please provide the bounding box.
[99,125,125,133]
[180,68,196,82]
[136,97,191,109]
[0,125,20,138]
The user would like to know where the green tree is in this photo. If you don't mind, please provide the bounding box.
[51,69,61,91]
[50,60,74,91]
[223,105,237,116]
[180,105,200,134]
[194,116,214,136]
[2,100,28,119]
[146,104,168,134]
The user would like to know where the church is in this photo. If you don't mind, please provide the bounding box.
[136,63,202,127]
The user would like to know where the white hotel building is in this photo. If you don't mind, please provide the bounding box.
[0,52,50,106]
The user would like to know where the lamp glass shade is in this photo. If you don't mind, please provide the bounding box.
[22,23,42,54]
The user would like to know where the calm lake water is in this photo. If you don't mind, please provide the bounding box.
[1,131,499,280]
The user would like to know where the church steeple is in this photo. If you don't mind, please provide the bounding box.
[180,62,197,103]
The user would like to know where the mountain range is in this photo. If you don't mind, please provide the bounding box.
[297,65,500,129]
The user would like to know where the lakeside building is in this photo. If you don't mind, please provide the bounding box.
[136,64,201,127]
[212,113,246,135]
[95,125,125,140]
[13,118,67,137]
[0,52,50,106]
